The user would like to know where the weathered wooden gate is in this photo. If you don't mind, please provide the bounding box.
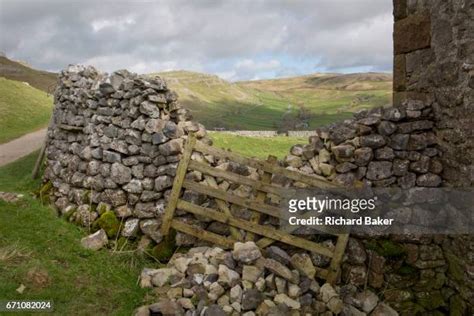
[161,134,349,284]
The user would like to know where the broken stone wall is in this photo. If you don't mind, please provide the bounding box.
[280,1,474,313]
[44,65,207,245]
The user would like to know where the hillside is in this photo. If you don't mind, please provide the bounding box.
[0,55,392,136]
[0,56,57,93]
[158,71,392,131]
[0,77,53,143]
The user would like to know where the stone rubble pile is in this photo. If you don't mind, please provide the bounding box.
[284,104,443,188]
[136,241,398,316]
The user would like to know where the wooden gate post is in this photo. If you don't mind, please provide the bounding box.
[160,133,196,236]
[246,155,277,241]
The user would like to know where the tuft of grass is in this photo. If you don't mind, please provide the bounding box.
[0,152,152,315]
[208,132,306,159]
[0,243,32,264]
[0,77,53,143]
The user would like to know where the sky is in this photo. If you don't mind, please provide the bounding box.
[0,0,393,81]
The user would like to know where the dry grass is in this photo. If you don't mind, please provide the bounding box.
[0,243,32,264]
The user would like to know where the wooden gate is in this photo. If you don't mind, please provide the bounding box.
[161,134,349,284]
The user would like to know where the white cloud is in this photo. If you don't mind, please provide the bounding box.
[0,0,393,80]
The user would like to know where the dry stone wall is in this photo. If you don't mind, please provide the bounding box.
[42,1,473,314]
[283,106,442,189]
[44,65,207,245]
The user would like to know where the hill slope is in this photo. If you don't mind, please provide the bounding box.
[0,56,57,93]
[0,77,53,143]
[158,71,392,131]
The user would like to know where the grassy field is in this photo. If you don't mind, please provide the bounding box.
[159,71,392,131]
[0,56,57,93]
[0,153,152,315]
[209,132,306,159]
[0,77,53,143]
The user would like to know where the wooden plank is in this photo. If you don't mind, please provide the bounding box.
[32,116,54,179]
[256,209,341,248]
[326,234,350,284]
[182,180,284,219]
[204,175,243,241]
[32,142,47,179]
[177,200,334,258]
[194,141,338,189]
[188,160,286,196]
[184,179,343,237]
[160,134,196,236]
[171,219,236,249]
[247,155,276,241]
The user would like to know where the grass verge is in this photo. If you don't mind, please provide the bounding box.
[0,77,53,144]
[0,152,150,315]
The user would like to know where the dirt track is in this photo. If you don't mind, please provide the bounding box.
[0,128,47,167]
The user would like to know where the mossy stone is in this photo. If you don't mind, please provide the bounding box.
[399,301,425,316]
[449,295,466,316]
[398,264,418,276]
[151,230,176,262]
[367,239,406,258]
[97,211,121,238]
[97,203,111,215]
[432,272,446,290]
[82,190,91,204]
[416,291,445,310]
[444,251,464,282]
[63,207,76,221]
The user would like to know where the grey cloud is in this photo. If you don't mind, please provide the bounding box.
[0,0,393,80]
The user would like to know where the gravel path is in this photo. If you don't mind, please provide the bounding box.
[0,128,47,166]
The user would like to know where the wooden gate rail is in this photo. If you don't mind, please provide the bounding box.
[161,133,349,284]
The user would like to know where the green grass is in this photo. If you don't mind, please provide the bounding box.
[0,153,152,315]
[157,71,392,131]
[0,77,53,143]
[209,132,306,159]
[0,56,57,93]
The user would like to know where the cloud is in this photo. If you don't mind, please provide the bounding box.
[0,0,393,81]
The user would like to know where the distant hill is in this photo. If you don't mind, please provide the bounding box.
[0,77,53,143]
[0,55,392,133]
[158,71,392,131]
[0,56,57,93]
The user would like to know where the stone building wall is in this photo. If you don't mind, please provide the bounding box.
[393,0,474,187]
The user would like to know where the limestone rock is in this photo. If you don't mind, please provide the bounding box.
[80,229,108,250]
[290,253,316,279]
[232,242,262,263]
